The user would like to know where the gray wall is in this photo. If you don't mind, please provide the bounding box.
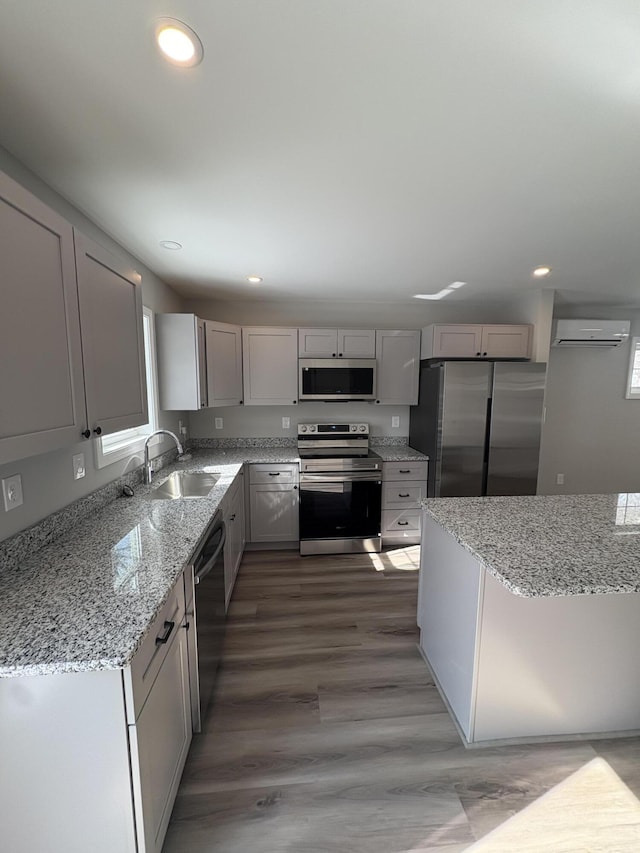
[538,306,640,495]
[190,402,410,441]
[0,148,185,542]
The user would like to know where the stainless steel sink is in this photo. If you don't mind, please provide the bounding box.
[147,471,220,500]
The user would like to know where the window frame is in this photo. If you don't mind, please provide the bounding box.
[94,306,160,468]
[625,336,640,400]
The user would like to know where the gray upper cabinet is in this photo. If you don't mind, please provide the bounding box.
[205,320,243,406]
[156,315,243,409]
[0,171,148,465]
[421,324,532,360]
[0,173,86,466]
[156,314,208,410]
[74,232,147,437]
[242,327,298,405]
[298,328,376,358]
[375,329,421,405]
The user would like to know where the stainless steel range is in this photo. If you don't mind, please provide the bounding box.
[298,423,382,556]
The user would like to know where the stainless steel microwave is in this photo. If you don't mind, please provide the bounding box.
[298,358,377,401]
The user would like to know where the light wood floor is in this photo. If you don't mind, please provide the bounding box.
[163,547,640,853]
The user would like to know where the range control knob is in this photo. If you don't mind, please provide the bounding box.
[299,425,307,433]
[359,425,367,432]
[350,425,357,432]
[309,424,317,432]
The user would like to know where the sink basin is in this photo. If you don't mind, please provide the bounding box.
[147,471,220,500]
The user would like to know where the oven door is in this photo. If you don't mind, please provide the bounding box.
[299,472,382,555]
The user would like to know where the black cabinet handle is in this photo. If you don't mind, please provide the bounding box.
[229,513,236,521]
[398,521,409,526]
[332,353,336,357]
[269,472,281,476]
[293,400,297,404]
[93,426,102,436]
[338,353,343,357]
[293,485,298,489]
[399,469,410,474]
[483,352,487,356]
[399,493,410,498]
[81,429,91,439]
[155,620,175,645]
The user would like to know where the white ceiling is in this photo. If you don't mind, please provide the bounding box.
[1,0,640,306]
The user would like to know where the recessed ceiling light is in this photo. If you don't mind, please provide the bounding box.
[155,18,204,67]
[160,240,182,250]
[247,276,263,284]
[532,266,552,278]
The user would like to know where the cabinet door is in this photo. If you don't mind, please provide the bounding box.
[74,231,147,436]
[196,318,208,407]
[298,328,337,357]
[375,329,420,405]
[129,624,192,853]
[156,314,205,410]
[337,329,376,358]
[223,473,245,608]
[431,325,483,358]
[242,327,298,405]
[206,321,243,406]
[0,172,87,465]
[250,483,299,542]
[481,325,531,359]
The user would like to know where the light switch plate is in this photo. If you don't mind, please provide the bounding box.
[2,474,23,511]
[391,415,400,428]
[73,453,86,480]
[282,417,290,429]
[215,417,223,429]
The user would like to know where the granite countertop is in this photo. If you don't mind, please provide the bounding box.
[0,444,425,679]
[421,493,640,598]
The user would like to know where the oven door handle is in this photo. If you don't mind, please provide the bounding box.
[300,473,382,484]
[194,522,227,585]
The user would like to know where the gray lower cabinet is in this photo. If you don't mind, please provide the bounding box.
[248,463,299,542]
[381,460,428,546]
[0,170,147,465]
[0,572,191,853]
[223,469,246,608]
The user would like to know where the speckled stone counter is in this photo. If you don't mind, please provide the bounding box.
[421,493,640,598]
[0,448,298,679]
[0,442,427,679]
[418,493,640,744]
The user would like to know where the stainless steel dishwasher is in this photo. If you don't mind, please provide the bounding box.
[185,510,226,732]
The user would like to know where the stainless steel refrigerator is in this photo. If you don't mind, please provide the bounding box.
[409,361,546,497]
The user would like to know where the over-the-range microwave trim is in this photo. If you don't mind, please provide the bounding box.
[298,358,377,401]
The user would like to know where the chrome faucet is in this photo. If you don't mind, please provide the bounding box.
[144,430,184,485]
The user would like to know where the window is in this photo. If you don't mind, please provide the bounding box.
[95,306,159,468]
[625,337,640,400]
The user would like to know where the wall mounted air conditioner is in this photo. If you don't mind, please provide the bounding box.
[552,319,631,347]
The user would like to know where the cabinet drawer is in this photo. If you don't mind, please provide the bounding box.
[383,461,428,481]
[382,509,422,544]
[124,576,186,724]
[382,481,426,508]
[249,463,299,484]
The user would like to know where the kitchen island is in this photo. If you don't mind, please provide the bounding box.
[418,493,640,746]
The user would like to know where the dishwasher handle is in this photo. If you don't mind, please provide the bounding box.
[194,522,227,585]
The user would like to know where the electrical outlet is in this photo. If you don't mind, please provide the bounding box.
[282,417,290,429]
[178,419,187,437]
[215,417,223,429]
[391,415,400,428]
[73,453,86,480]
[556,473,565,485]
[2,474,23,511]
